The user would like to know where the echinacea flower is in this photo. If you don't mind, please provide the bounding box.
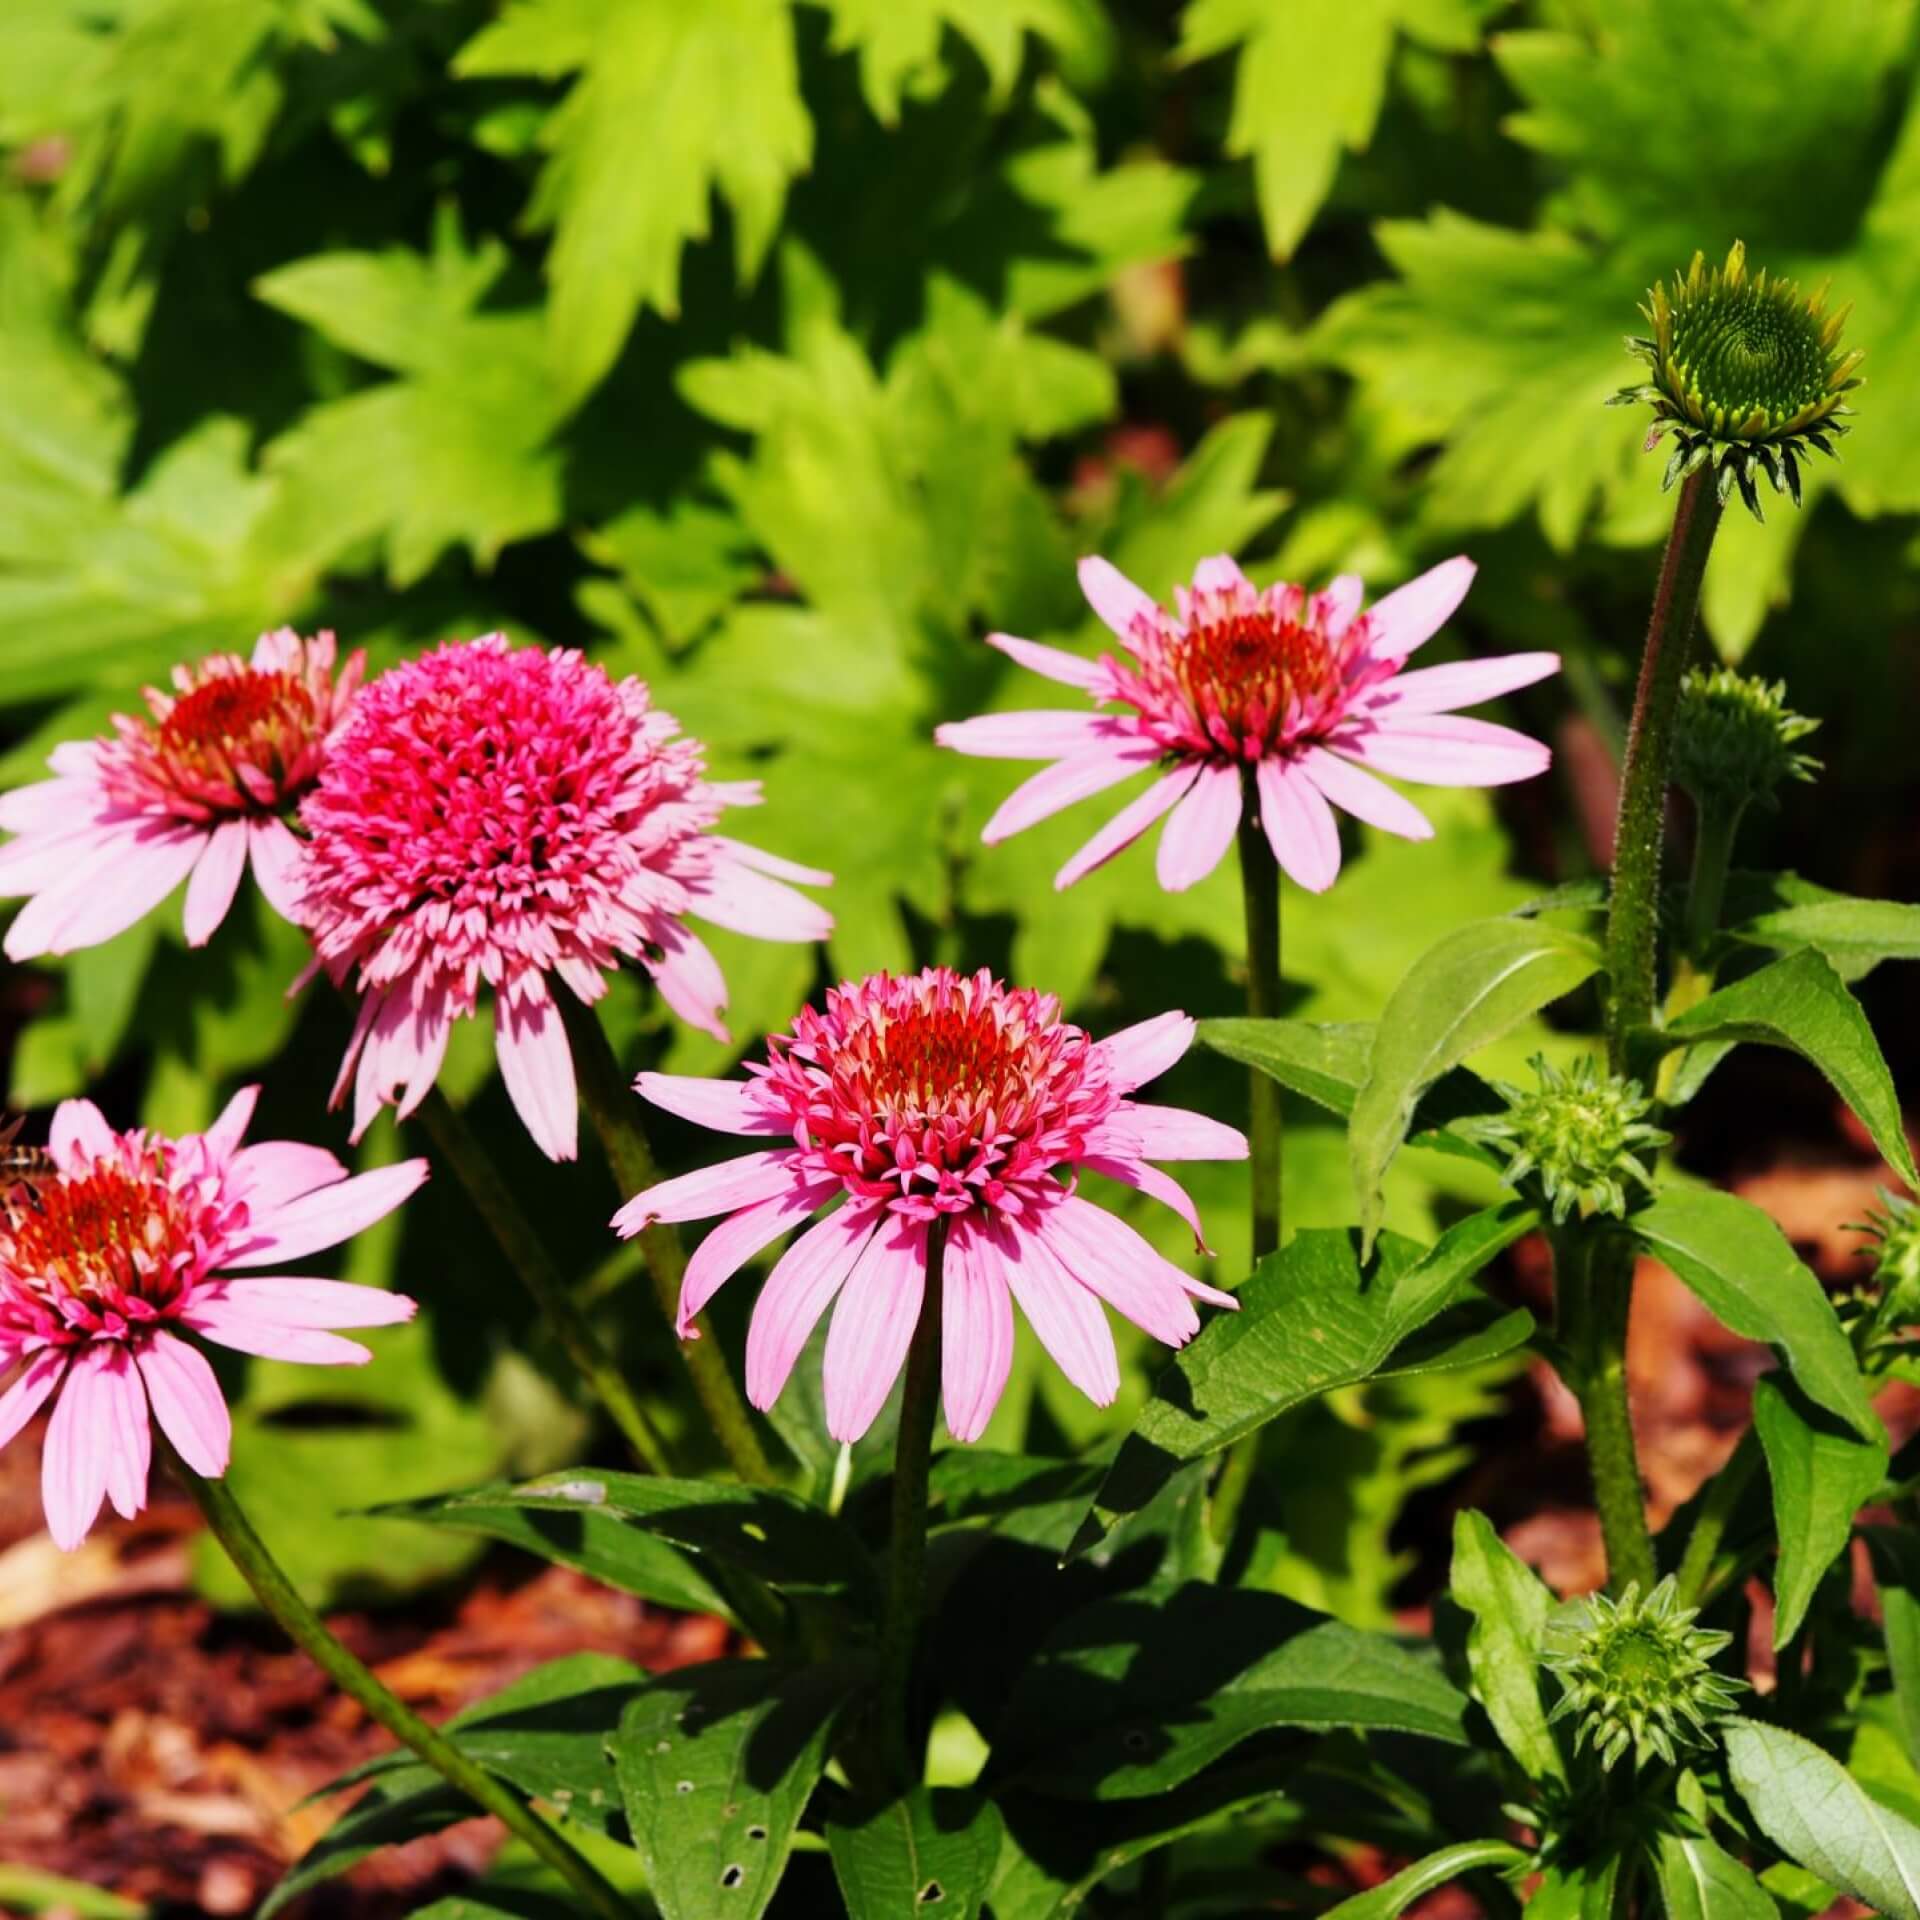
[936,555,1558,895]
[612,966,1244,1443]
[295,636,832,1162]
[0,1091,426,1550]
[0,631,362,961]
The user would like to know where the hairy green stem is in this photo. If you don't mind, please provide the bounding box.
[1681,799,1743,966]
[1674,1425,1762,1608]
[415,1087,671,1475]
[1555,1230,1657,1594]
[1237,766,1284,1259]
[168,1442,632,1920]
[556,992,777,1486]
[879,1219,948,1793]
[1605,466,1726,1077]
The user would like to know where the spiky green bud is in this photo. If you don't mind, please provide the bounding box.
[1853,1189,1920,1335]
[1610,241,1864,522]
[1465,1055,1669,1225]
[1672,667,1821,815]
[1543,1578,1745,1772]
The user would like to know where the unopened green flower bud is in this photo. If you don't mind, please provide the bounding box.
[1611,241,1863,521]
[1466,1055,1669,1225]
[1672,667,1821,815]
[1543,1577,1745,1773]
[1855,1189,1920,1335]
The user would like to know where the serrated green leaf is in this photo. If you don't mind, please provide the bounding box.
[1630,1190,1878,1442]
[1450,1509,1565,1785]
[1317,1841,1530,1920]
[1753,1373,1888,1648]
[825,1787,1003,1919]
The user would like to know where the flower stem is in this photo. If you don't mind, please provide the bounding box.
[414,1087,672,1476]
[1554,1229,1657,1594]
[878,1218,947,1793]
[1674,1425,1761,1608]
[1681,799,1743,965]
[1605,467,1726,1077]
[166,1441,633,1920]
[1236,766,1283,1259]
[556,992,777,1487]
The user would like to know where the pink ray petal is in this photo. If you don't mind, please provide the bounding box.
[1055,766,1195,890]
[612,1149,804,1236]
[1093,1010,1195,1093]
[187,1307,374,1366]
[1191,554,1252,595]
[706,836,832,888]
[225,1141,348,1213]
[223,1159,430,1268]
[248,816,307,924]
[1314,573,1364,638]
[1082,1102,1248,1162]
[1300,747,1433,841]
[1154,760,1242,892]
[986,631,1112,693]
[935,711,1131,760]
[50,1098,117,1173]
[0,776,98,834]
[689,857,832,944]
[186,1278,416,1328]
[1257,755,1342,893]
[1366,555,1477,664]
[745,1203,879,1408]
[0,818,129,892]
[982,744,1161,845]
[677,1180,835,1333]
[203,1085,261,1164]
[821,1216,928,1443]
[634,1072,791,1137]
[1077,556,1163,645]
[0,1350,67,1452]
[495,987,579,1162]
[647,922,730,1044]
[941,1220,1015,1443]
[1083,1153,1212,1252]
[1034,1196,1200,1347]
[330,988,382,1113]
[5,822,205,960]
[94,1343,153,1521]
[43,1345,114,1549]
[182,818,250,946]
[136,1332,231,1478]
[992,1219,1119,1407]
[1344,714,1552,787]
[1364,651,1561,718]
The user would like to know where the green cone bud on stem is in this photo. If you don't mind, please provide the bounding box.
[1673,667,1821,815]
[1611,240,1864,521]
[1854,1189,1920,1339]
[1543,1576,1745,1772]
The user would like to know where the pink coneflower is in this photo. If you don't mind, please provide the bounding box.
[612,967,1244,1443]
[0,1091,426,1550]
[0,631,362,960]
[936,555,1559,893]
[295,636,832,1163]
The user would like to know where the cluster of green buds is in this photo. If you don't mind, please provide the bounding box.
[1672,667,1821,817]
[1611,241,1863,520]
[1852,1189,1920,1340]
[1543,1578,1746,1772]
[1466,1056,1670,1225]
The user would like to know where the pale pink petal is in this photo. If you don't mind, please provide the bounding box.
[935,711,1130,760]
[5,823,205,959]
[1055,766,1195,890]
[0,1350,67,1451]
[1300,747,1433,841]
[185,1278,416,1328]
[986,631,1112,693]
[1154,761,1242,892]
[689,857,832,944]
[495,988,578,1162]
[0,776,98,834]
[330,989,382,1114]
[1077,556,1163,645]
[677,1180,835,1333]
[982,745,1161,845]
[42,1345,114,1549]
[941,1221,1014,1444]
[706,836,832,888]
[991,1219,1119,1407]
[1343,714,1551,787]
[50,1099,117,1172]
[1364,651,1560,718]
[1034,1197,1199,1348]
[1365,555,1477,663]
[48,740,102,779]
[1093,1011,1195,1093]
[0,817,130,892]
[745,1204,879,1408]
[247,816,307,924]
[1314,574,1364,638]
[93,1343,152,1521]
[634,1073,790,1137]
[135,1332,230,1477]
[203,1085,260,1163]
[647,922,730,1044]
[223,1159,430,1268]
[186,1307,373,1366]
[182,818,250,946]
[1257,755,1342,893]
[225,1141,348,1212]
[612,1149,804,1235]
[1084,1154,1212,1253]
[822,1217,928,1443]
[1191,554,1251,595]
[1082,1102,1248,1162]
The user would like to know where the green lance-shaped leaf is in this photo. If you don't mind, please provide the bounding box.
[1450,1510,1566,1786]
[1725,1718,1920,1920]
[1653,1826,1782,1920]
[1068,1211,1539,1558]
[1349,917,1605,1252]
[1752,1374,1888,1647]
[1316,1841,1531,1920]
[1864,1527,1920,1771]
[613,1659,856,1920]
[1652,948,1920,1190]
[824,1787,1003,1920]
[1726,885,1920,979]
[1630,1190,1878,1440]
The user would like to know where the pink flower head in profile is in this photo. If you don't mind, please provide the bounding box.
[0,631,362,961]
[936,554,1559,895]
[0,1091,426,1550]
[614,967,1244,1444]
[295,636,832,1163]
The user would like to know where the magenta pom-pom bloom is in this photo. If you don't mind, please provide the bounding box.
[936,553,1560,895]
[295,636,834,1162]
[0,630,363,961]
[614,966,1245,1444]
[0,1090,426,1551]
